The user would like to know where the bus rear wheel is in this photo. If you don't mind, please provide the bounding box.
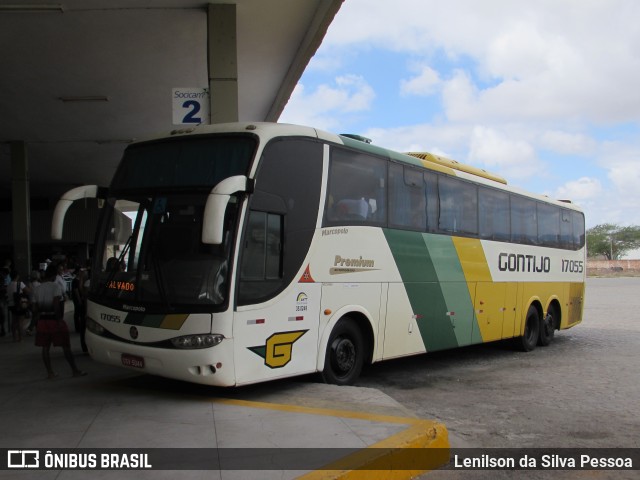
[538,305,557,346]
[516,306,539,352]
[322,319,364,386]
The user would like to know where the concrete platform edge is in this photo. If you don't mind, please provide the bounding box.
[214,397,450,480]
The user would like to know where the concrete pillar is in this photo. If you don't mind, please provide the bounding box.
[208,3,239,123]
[10,141,31,277]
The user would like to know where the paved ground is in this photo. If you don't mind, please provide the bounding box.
[357,277,640,479]
[0,306,447,479]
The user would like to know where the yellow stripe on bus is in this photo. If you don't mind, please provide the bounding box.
[160,314,189,330]
[452,237,492,282]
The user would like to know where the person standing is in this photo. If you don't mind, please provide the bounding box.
[55,263,69,301]
[25,270,42,336]
[33,265,87,379]
[7,271,30,342]
[71,267,88,352]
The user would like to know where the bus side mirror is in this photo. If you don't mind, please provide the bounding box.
[202,175,254,245]
[51,185,99,240]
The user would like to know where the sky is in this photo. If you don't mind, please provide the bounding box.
[280,0,640,230]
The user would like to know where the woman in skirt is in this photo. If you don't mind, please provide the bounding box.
[33,265,87,379]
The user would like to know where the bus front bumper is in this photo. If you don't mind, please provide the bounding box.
[85,331,237,386]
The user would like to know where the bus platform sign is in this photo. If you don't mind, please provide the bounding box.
[172,88,209,125]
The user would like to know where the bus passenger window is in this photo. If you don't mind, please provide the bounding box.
[560,210,573,249]
[511,196,537,245]
[438,176,478,235]
[389,163,426,231]
[479,188,510,241]
[538,203,560,248]
[325,147,387,226]
[572,211,585,249]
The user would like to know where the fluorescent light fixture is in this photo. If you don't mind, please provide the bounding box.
[0,4,64,12]
[58,96,109,103]
[95,139,135,145]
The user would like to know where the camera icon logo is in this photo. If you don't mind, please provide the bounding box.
[7,450,39,468]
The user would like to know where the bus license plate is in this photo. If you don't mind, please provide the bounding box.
[121,354,145,369]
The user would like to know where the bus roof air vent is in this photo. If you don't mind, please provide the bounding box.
[341,134,372,144]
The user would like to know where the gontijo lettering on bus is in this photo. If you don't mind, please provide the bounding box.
[498,253,551,273]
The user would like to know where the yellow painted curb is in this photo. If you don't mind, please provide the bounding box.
[296,420,449,480]
[213,397,450,479]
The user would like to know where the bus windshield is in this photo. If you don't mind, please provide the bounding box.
[90,135,256,311]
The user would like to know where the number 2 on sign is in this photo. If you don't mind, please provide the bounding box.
[182,100,202,123]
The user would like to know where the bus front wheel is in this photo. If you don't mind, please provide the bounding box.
[321,319,364,386]
[516,306,539,352]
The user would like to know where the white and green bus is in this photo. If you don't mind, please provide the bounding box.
[52,122,586,386]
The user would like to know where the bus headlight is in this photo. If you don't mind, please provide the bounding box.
[171,334,224,349]
[86,317,106,336]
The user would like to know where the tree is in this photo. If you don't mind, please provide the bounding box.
[586,224,640,260]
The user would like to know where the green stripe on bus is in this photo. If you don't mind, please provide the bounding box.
[384,229,456,351]
[422,234,482,346]
[384,229,481,351]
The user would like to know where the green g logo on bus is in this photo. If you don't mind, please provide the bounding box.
[249,330,308,369]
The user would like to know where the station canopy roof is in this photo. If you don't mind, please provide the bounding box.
[0,0,342,201]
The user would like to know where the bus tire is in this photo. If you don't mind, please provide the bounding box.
[516,306,539,352]
[321,319,364,386]
[538,305,557,346]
